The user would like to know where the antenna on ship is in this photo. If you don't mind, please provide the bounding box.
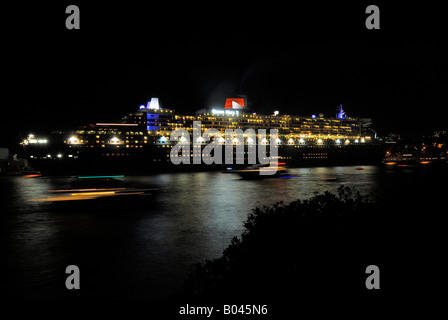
[336,105,346,119]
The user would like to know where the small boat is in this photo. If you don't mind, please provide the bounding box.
[23,170,42,178]
[71,175,126,189]
[233,163,288,179]
[222,167,235,174]
[30,175,157,205]
[385,160,420,169]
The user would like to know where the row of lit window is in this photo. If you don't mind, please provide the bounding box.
[303,156,328,159]
[103,153,130,156]
[67,135,365,146]
[67,144,146,148]
[144,123,357,132]
[66,139,147,144]
[125,132,144,135]
[77,130,123,135]
[146,109,173,113]
[72,131,152,137]
[178,113,357,123]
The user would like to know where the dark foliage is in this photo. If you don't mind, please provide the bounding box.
[183,186,385,302]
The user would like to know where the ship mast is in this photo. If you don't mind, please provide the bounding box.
[336,105,346,119]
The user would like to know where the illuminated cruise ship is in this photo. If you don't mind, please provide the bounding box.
[20,97,383,174]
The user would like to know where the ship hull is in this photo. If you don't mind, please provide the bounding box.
[27,143,386,175]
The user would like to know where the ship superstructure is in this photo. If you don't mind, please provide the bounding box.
[20,97,382,174]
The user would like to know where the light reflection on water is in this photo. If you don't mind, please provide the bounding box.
[0,166,390,299]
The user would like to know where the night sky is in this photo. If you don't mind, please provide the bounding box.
[2,2,447,149]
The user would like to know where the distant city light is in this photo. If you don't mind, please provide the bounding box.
[311,115,316,119]
[336,139,341,144]
[317,138,323,144]
[139,105,145,109]
[299,138,305,144]
[274,111,279,115]
[57,154,62,158]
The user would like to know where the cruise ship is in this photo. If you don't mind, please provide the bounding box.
[20,97,384,175]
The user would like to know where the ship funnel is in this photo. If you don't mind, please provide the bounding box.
[147,97,160,110]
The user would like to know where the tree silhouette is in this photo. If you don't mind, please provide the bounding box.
[183,186,382,302]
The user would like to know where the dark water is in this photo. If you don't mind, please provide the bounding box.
[0,165,446,300]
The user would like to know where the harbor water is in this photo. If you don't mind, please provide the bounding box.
[0,165,446,300]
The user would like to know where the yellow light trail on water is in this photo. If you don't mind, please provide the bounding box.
[48,188,126,193]
[71,191,116,196]
[30,191,147,202]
